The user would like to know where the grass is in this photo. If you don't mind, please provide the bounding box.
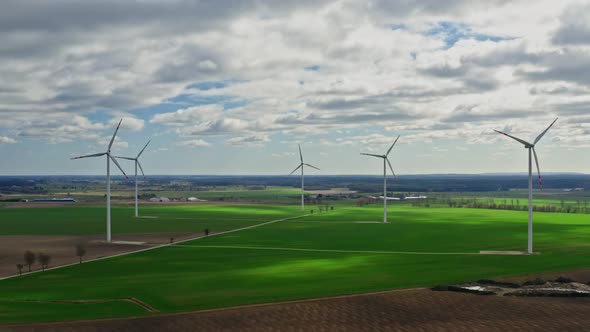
[0,205,589,324]
[0,299,148,325]
[0,205,302,235]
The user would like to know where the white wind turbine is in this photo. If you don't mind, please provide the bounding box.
[289,145,320,210]
[361,136,400,223]
[71,119,128,242]
[114,140,151,218]
[494,118,558,254]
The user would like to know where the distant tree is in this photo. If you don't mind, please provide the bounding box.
[24,251,36,272]
[38,253,51,271]
[330,206,334,211]
[170,237,174,244]
[75,242,87,264]
[16,264,23,276]
[310,209,314,214]
[205,228,209,236]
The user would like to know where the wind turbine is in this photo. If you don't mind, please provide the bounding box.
[361,136,399,223]
[114,140,151,218]
[71,119,128,242]
[494,118,558,254]
[289,145,320,210]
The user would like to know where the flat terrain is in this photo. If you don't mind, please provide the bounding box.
[3,288,590,332]
[0,233,196,277]
[0,205,589,325]
[0,205,300,235]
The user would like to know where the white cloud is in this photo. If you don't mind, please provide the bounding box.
[112,117,145,131]
[198,60,218,71]
[226,134,269,146]
[97,136,128,150]
[180,139,211,147]
[0,136,16,144]
[1,0,590,173]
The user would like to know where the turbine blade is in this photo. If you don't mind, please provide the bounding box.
[289,164,303,175]
[494,130,532,147]
[70,152,106,160]
[112,156,135,161]
[360,153,384,158]
[386,135,400,156]
[386,158,396,179]
[298,144,303,163]
[304,163,320,170]
[109,154,128,178]
[137,160,145,177]
[137,139,151,158]
[532,147,542,190]
[108,118,123,152]
[534,118,558,144]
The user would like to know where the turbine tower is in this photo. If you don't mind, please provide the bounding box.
[114,140,151,218]
[494,118,558,254]
[361,136,399,223]
[71,119,128,242]
[289,145,320,210]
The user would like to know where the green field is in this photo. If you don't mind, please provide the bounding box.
[0,205,301,235]
[0,204,589,324]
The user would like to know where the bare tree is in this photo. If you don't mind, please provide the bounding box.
[24,251,36,272]
[16,264,23,276]
[75,242,87,264]
[38,253,51,271]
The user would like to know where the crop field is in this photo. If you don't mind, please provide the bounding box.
[1,204,589,325]
[0,205,301,236]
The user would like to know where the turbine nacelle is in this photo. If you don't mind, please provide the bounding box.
[360,135,400,179]
[494,118,557,190]
[70,119,128,179]
[113,139,151,178]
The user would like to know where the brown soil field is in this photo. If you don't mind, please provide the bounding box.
[2,288,590,332]
[0,232,197,278]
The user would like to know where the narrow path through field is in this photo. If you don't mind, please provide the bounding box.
[1,297,158,313]
[169,244,480,255]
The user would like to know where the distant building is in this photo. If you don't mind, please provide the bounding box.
[187,197,207,202]
[149,197,170,202]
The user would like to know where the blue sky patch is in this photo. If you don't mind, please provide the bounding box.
[187,79,243,91]
[427,21,512,48]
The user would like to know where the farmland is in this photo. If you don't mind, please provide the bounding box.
[0,204,589,325]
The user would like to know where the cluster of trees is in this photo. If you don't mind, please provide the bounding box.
[16,251,51,275]
[16,243,87,276]
[310,205,334,214]
[356,198,376,207]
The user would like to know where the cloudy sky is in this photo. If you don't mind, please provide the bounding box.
[1,0,590,175]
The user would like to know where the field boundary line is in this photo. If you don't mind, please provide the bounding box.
[0,297,158,313]
[1,287,428,328]
[170,244,480,255]
[0,213,308,282]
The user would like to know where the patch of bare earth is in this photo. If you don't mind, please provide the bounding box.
[3,288,590,332]
[497,269,590,285]
[0,232,198,278]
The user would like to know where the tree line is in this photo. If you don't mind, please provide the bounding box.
[15,242,87,276]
